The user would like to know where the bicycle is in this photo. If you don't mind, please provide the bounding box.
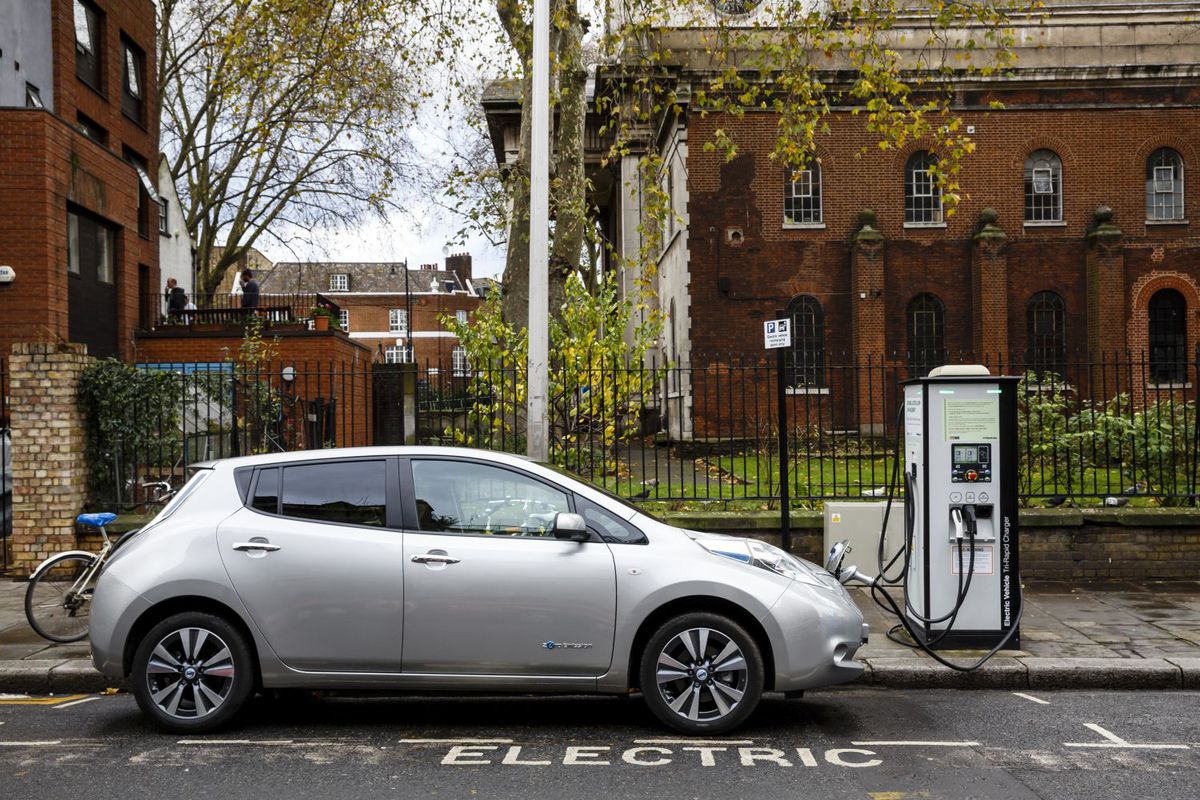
[24,512,119,643]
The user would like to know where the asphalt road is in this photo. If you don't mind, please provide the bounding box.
[0,688,1196,799]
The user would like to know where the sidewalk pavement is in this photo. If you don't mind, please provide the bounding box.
[1,578,1199,695]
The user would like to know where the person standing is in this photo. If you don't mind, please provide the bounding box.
[240,269,260,309]
[164,277,187,318]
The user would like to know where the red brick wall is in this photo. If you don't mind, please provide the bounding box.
[134,329,376,447]
[684,103,1200,368]
[0,0,159,361]
[331,292,481,366]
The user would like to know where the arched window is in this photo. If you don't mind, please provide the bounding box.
[1146,148,1185,221]
[784,163,822,225]
[1026,291,1066,371]
[907,293,945,377]
[787,295,824,387]
[1149,288,1187,384]
[904,151,942,224]
[1024,150,1063,223]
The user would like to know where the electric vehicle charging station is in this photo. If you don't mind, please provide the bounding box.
[825,364,1023,668]
[902,365,1021,650]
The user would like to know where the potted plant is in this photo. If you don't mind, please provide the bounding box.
[310,305,336,331]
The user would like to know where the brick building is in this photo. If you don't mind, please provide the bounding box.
[0,0,160,360]
[259,255,484,371]
[486,1,1200,439]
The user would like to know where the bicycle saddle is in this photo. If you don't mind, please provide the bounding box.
[77,512,117,528]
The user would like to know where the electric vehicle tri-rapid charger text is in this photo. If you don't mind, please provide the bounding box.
[826,365,1023,670]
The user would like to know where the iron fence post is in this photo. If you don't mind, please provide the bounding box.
[776,338,791,553]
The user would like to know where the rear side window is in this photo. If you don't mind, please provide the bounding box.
[250,468,279,514]
[576,496,647,544]
[280,460,386,527]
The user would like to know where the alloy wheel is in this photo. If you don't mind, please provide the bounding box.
[655,627,749,723]
[144,627,237,720]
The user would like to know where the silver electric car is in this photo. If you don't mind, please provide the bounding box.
[89,448,867,734]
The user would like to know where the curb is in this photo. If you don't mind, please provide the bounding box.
[0,657,1196,696]
[860,656,1196,690]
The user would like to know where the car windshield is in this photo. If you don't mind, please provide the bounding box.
[536,463,662,522]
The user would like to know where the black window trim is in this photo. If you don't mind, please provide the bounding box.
[399,456,602,543]
[574,494,648,545]
[242,457,401,530]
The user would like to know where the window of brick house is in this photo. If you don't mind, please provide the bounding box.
[389,308,407,333]
[451,345,469,376]
[74,0,102,91]
[76,112,108,145]
[786,294,825,387]
[158,198,169,235]
[385,345,411,364]
[339,309,350,331]
[121,38,145,125]
[1149,288,1187,384]
[1146,148,1185,222]
[904,151,943,225]
[455,309,468,325]
[784,165,822,225]
[1024,150,1063,224]
[25,83,44,108]
[329,273,349,291]
[907,293,945,377]
[123,149,158,239]
[1026,291,1066,372]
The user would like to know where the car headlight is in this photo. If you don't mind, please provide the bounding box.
[691,534,830,588]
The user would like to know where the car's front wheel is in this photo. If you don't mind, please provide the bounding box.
[131,611,255,733]
[639,612,764,734]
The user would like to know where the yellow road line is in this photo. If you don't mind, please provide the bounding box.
[0,695,88,706]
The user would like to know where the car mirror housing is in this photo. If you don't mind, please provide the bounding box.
[553,512,589,542]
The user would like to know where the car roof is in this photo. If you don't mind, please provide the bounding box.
[193,446,535,471]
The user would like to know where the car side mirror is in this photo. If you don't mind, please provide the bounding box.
[553,512,589,542]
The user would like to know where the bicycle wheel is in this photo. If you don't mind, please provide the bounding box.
[25,553,98,643]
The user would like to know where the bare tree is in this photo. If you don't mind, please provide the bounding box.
[158,0,450,294]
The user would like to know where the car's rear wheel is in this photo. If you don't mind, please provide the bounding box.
[131,611,255,733]
[639,612,764,734]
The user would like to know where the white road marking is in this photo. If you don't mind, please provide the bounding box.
[1064,723,1190,750]
[633,738,754,745]
[1012,692,1050,705]
[54,697,100,710]
[850,741,980,747]
[0,740,62,747]
[177,739,295,746]
[400,738,513,744]
[0,694,30,700]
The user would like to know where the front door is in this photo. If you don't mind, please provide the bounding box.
[216,458,404,672]
[67,211,118,358]
[401,458,616,676]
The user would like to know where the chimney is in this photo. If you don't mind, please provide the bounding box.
[420,263,437,271]
[445,252,473,287]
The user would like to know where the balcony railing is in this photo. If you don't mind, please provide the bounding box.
[142,292,341,331]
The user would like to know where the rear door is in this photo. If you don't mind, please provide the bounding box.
[216,458,405,672]
[400,458,617,677]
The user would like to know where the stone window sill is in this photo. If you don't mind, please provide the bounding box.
[782,222,826,230]
[1147,383,1192,390]
[1145,219,1188,226]
[1023,221,1067,228]
[786,386,830,395]
[903,222,947,229]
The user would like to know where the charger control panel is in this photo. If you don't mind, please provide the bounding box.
[951,443,991,483]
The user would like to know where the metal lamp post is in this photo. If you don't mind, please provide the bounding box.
[526,0,550,461]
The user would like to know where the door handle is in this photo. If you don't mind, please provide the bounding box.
[411,554,460,565]
[232,542,281,553]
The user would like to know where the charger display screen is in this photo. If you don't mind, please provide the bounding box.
[951,444,991,483]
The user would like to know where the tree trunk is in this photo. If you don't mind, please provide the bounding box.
[500,72,533,329]
[547,6,587,315]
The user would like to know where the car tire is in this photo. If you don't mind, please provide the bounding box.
[131,611,255,734]
[639,611,764,735]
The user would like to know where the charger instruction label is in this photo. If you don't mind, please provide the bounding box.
[944,398,999,441]
[951,544,994,575]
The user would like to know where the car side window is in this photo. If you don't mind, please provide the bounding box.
[411,460,570,537]
[250,468,279,514]
[575,495,647,544]
[278,460,386,527]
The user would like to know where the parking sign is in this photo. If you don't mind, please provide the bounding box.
[763,318,791,349]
